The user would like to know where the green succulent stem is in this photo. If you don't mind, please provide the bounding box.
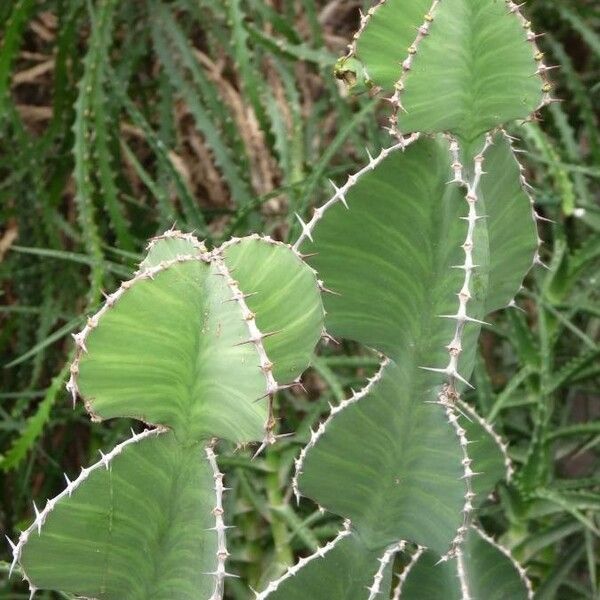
[261,1,546,598]
[12,1,549,598]
[265,452,294,573]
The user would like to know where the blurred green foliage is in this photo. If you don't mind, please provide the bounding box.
[0,0,598,598]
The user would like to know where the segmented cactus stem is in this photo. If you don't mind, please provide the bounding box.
[292,134,420,251]
[253,521,352,599]
[212,254,280,456]
[347,0,388,57]
[66,249,213,411]
[420,134,493,560]
[472,525,534,599]
[292,357,389,504]
[388,0,441,131]
[6,428,164,599]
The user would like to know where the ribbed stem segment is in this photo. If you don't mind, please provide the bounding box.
[293,135,420,251]
[7,428,164,598]
[292,358,389,504]
[211,255,279,456]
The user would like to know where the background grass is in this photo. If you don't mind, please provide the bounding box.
[0,0,598,598]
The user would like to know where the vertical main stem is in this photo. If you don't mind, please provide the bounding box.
[265,451,294,574]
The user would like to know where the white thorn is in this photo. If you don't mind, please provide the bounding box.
[32,502,42,534]
[294,213,313,242]
[419,366,448,376]
[9,551,18,578]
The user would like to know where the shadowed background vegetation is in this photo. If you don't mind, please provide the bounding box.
[0,0,598,598]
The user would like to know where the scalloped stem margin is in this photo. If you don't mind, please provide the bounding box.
[6,428,164,599]
[67,233,291,450]
[291,357,390,503]
[505,0,555,109]
[292,134,420,251]
[218,232,305,263]
[388,0,441,128]
[216,233,336,350]
[457,399,514,481]
[66,251,213,410]
[501,129,548,274]
[253,521,352,599]
[347,0,387,57]
[388,0,556,134]
[144,228,207,256]
[472,525,534,599]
